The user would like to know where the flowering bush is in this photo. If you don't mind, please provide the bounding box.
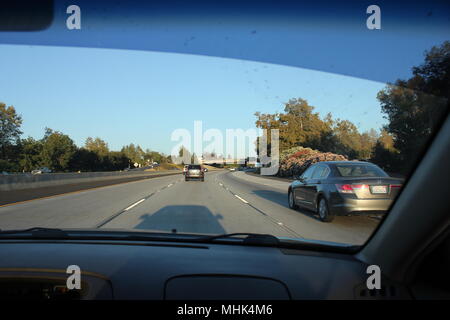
[278,147,348,177]
[289,149,316,159]
[280,146,316,162]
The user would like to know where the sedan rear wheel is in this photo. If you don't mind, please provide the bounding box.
[317,197,334,222]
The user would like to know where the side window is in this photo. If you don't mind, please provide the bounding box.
[311,166,325,179]
[301,166,316,180]
[321,166,330,178]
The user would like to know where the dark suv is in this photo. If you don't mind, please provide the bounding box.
[185,164,204,181]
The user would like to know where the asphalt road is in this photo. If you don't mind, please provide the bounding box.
[0,170,380,245]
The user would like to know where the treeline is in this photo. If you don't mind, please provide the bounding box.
[255,41,449,175]
[0,112,171,173]
[255,99,384,160]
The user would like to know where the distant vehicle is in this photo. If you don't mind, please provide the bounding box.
[31,167,52,175]
[183,165,189,175]
[1,171,9,175]
[229,167,236,172]
[288,161,403,222]
[185,164,204,181]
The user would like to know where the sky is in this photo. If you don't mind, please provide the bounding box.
[0,44,391,156]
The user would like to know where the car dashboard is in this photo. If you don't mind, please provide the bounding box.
[0,239,411,300]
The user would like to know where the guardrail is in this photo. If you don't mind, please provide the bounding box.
[0,170,181,191]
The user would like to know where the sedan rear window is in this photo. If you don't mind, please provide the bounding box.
[335,164,388,177]
[188,165,201,170]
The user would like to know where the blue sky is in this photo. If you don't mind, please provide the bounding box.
[0,44,391,155]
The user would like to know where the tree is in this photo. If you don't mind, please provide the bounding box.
[254,111,280,155]
[281,98,326,149]
[377,41,449,173]
[377,129,396,151]
[85,137,109,157]
[191,152,200,164]
[121,143,145,167]
[0,103,173,172]
[331,119,362,159]
[315,112,340,154]
[18,137,43,172]
[255,98,328,153]
[40,128,77,171]
[358,129,378,160]
[255,99,370,159]
[106,151,130,170]
[0,102,22,161]
[174,145,191,165]
[143,149,166,165]
[370,130,399,173]
[412,41,450,109]
[69,148,100,171]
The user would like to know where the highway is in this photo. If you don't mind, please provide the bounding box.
[0,170,380,245]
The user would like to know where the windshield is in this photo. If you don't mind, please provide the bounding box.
[0,0,448,248]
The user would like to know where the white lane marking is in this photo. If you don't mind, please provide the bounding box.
[219,183,223,186]
[167,183,173,187]
[124,198,146,211]
[234,194,249,204]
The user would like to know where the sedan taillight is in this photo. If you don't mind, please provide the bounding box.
[335,184,368,193]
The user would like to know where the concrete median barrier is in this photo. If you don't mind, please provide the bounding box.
[0,170,181,192]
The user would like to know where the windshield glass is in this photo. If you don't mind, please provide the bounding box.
[0,0,448,247]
